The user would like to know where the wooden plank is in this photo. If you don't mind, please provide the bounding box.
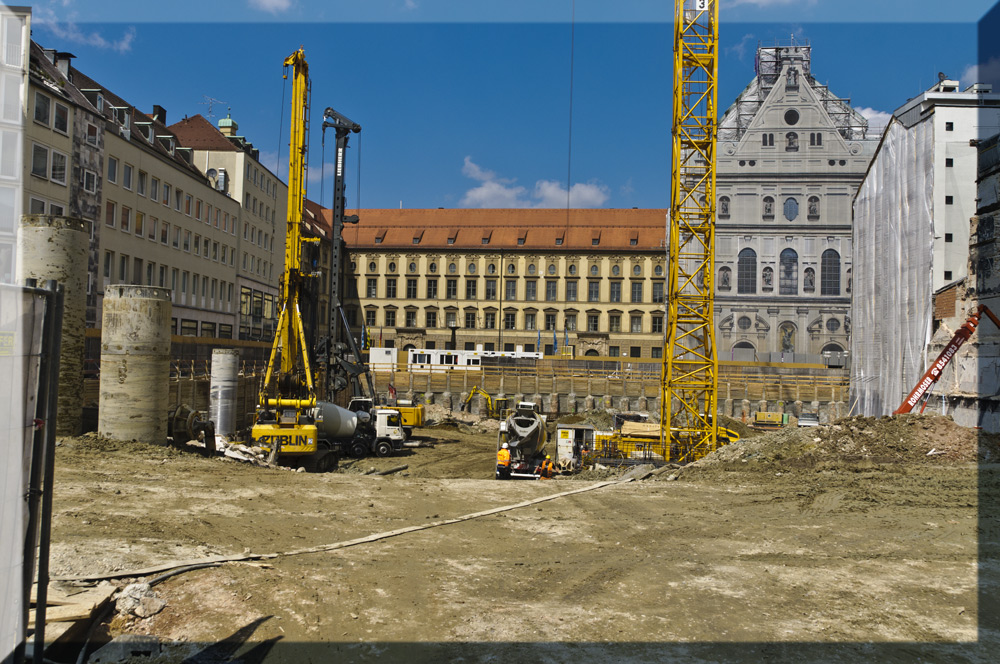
[27,584,115,627]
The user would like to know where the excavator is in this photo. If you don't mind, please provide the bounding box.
[894,304,1000,414]
[461,386,508,419]
[250,48,404,470]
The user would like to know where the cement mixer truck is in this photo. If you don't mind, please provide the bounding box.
[497,401,549,479]
[254,400,405,471]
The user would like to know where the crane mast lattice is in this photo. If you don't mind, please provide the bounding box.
[661,0,720,463]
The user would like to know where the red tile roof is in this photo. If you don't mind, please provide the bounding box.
[331,208,669,251]
[169,114,241,152]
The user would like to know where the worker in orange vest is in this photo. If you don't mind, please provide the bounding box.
[496,442,511,480]
[536,455,555,479]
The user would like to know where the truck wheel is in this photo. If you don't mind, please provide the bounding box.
[349,441,369,459]
[375,440,393,458]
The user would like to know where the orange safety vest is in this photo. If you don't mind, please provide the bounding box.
[538,459,554,478]
[497,448,511,467]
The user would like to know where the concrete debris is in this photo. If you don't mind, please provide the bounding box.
[87,634,162,663]
[116,583,166,619]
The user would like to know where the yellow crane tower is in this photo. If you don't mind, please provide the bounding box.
[250,48,321,462]
[661,0,720,463]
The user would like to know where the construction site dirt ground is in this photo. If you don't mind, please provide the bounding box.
[44,412,1000,663]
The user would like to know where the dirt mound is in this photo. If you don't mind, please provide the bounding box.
[684,414,1000,474]
[718,414,758,439]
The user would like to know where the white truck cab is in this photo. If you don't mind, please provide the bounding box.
[374,409,406,442]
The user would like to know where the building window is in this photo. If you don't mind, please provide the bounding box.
[366,310,377,327]
[609,346,620,357]
[466,280,477,299]
[826,318,840,333]
[587,314,600,332]
[945,233,953,242]
[821,249,840,295]
[53,103,68,133]
[385,310,396,327]
[652,347,663,359]
[484,312,496,329]
[944,270,953,281]
[105,200,116,227]
[762,133,774,147]
[809,132,823,146]
[122,163,133,190]
[103,251,113,279]
[406,278,418,299]
[120,206,131,233]
[546,280,558,301]
[485,279,497,300]
[545,313,556,331]
[631,315,642,333]
[652,316,663,334]
[504,313,516,330]
[783,197,799,221]
[609,315,621,333]
[386,278,397,298]
[945,195,954,205]
[737,248,757,294]
[86,123,98,145]
[446,279,458,299]
[945,158,954,167]
[525,281,537,301]
[30,143,47,178]
[588,281,600,302]
[525,313,536,330]
[506,280,517,300]
[33,92,50,125]
[49,151,67,185]
[779,248,798,295]
[566,281,577,301]
[83,170,97,193]
[425,310,437,328]
[406,311,418,327]
[630,282,643,302]
[945,121,954,131]
[427,279,438,299]
[565,314,577,331]
[366,278,377,297]
[652,282,664,303]
[609,282,621,303]
[107,156,118,183]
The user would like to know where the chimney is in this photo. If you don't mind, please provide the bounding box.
[54,52,76,77]
[152,105,167,124]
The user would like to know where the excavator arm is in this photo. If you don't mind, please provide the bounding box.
[462,386,494,417]
[895,304,1000,414]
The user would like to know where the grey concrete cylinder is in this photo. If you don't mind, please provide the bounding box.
[17,215,91,436]
[98,286,172,443]
[210,348,240,436]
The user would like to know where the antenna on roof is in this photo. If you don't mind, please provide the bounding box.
[200,95,227,121]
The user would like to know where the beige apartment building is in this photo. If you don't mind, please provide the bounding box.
[342,208,669,359]
[170,114,287,341]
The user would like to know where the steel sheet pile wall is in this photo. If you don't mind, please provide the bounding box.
[209,348,240,436]
[851,120,935,415]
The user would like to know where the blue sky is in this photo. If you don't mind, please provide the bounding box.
[19,0,999,210]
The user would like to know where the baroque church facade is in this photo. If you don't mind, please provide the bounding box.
[714,42,880,361]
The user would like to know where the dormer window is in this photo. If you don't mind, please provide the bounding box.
[592,231,601,246]
[482,231,492,245]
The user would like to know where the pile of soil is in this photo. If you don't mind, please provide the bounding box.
[686,413,1000,474]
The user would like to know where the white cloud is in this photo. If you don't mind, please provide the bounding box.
[33,4,137,54]
[961,58,1000,89]
[403,0,419,10]
[725,33,756,61]
[855,107,892,130]
[459,157,609,209]
[248,0,293,12]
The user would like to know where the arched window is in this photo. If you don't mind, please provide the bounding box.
[783,197,799,221]
[779,248,798,295]
[803,267,816,292]
[734,341,755,351]
[822,343,844,354]
[821,249,841,295]
[718,266,732,291]
[779,322,796,352]
[718,196,730,218]
[807,196,820,220]
[403,344,416,352]
[786,132,799,151]
[737,249,757,294]
[762,196,775,220]
[584,349,600,357]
